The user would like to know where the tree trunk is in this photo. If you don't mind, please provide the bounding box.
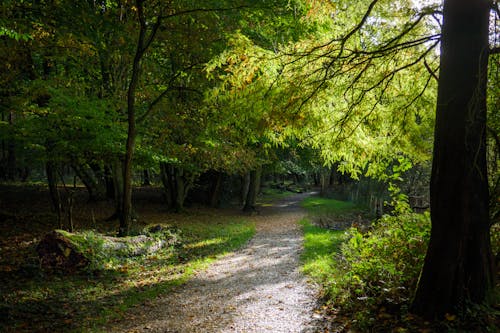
[241,172,251,205]
[320,168,330,196]
[6,141,16,181]
[411,0,495,318]
[46,161,62,227]
[142,169,151,186]
[159,162,175,208]
[106,159,124,222]
[72,163,104,201]
[119,0,147,236]
[209,171,223,208]
[174,168,186,212]
[5,111,16,181]
[104,164,115,199]
[243,166,262,212]
[159,163,194,212]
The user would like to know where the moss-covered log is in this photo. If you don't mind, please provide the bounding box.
[37,227,178,272]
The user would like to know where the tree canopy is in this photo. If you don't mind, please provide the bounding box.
[1,0,499,323]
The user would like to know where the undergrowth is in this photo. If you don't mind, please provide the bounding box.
[300,196,499,332]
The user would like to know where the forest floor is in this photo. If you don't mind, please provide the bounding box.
[105,191,324,333]
[0,185,332,332]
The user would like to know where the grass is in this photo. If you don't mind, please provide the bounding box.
[299,196,358,297]
[1,217,255,333]
[300,219,344,285]
[258,187,297,204]
[300,196,359,215]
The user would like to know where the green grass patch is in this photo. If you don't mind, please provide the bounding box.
[258,187,297,203]
[300,219,344,286]
[1,217,255,333]
[301,196,359,215]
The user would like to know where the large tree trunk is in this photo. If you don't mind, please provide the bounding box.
[411,0,495,319]
[142,169,151,186]
[174,168,187,212]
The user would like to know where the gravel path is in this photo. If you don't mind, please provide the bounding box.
[109,193,321,333]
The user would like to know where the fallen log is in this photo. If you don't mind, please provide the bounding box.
[37,227,178,272]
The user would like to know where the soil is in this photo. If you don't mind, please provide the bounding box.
[106,192,324,333]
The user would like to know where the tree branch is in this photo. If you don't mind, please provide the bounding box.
[159,5,251,20]
[137,62,202,123]
[424,59,439,82]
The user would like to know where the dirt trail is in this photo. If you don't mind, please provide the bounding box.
[108,192,321,333]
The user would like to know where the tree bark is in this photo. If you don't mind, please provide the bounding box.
[159,162,194,212]
[119,0,162,235]
[411,0,495,318]
[105,159,124,222]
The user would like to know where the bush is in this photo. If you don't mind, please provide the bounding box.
[331,212,431,316]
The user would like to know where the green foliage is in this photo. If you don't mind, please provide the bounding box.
[0,27,31,41]
[337,212,430,308]
[301,205,431,330]
[300,194,431,323]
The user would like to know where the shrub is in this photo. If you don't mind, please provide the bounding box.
[331,212,431,313]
